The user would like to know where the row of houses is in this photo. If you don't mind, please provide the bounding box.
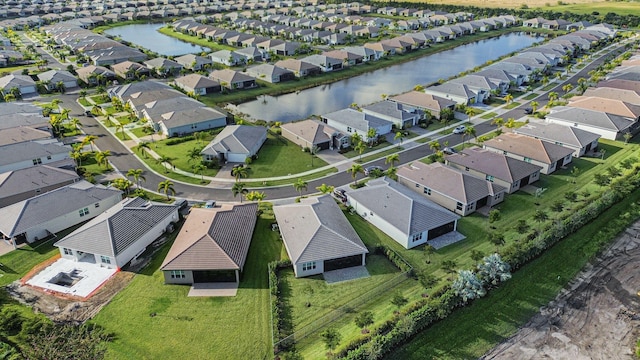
[0,69,78,96]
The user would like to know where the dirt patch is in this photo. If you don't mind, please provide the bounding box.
[483,220,640,360]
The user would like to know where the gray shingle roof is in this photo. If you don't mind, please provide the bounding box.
[347,177,459,237]
[0,127,52,146]
[546,106,635,132]
[201,125,266,156]
[397,162,505,204]
[273,195,368,264]
[36,69,76,83]
[445,148,542,183]
[0,181,122,237]
[483,133,575,164]
[0,165,79,201]
[161,203,258,271]
[280,119,335,145]
[173,74,219,90]
[362,100,422,122]
[54,197,178,257]
[158,106,226,128]
[0,141,71,167]
[322,108,393,133]
[514,121,601,149]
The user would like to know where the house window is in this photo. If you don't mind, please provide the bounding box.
[423,187,431,195]
[170,270,185,279]
[79,207,89,217]
[415,183,420,188]
[32,158,42,165]
[456,202,463,210]
[47,155,52,160]
[466,204,474,211]
[411,233,423,242]
[100,256,111,264]
[63,248,72,255]
[347,126,352,133]
[524,157,532,163]
[502,151,507,155]
[302,261,316,271]
[95,203,100,208]
[486,175,494,182]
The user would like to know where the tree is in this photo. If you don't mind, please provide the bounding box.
[245,191,266,203]
[232,182,248,202]
[68,117,82,133]
[564,190,577,202]
[70,150,84,167]
[441,260,457,280]
[156,155,173,173]
[186,147,202,169]
[623,131,633,144]
[49,115,62,138]
[310,145,320,167]
[514,219,530,235]
[321,328,341,355]
[606,166,622,178]
[232,165,248,182]
[194,163,206,183]
[533,209,549,237]
[440,108,454,125]
[354,141,366,162]
[550,200,564,217]
[562,83,573,94]
[22,323,112,360]
[157,180,175,200]
[470,249,485,263]
[366,127,378,147]
[386,166,397,180]
[548,91,558,102]
[530,101,539,113]
[385,153,399,167]
[423,244,435,264]
[347,163,364,186]
[394,131,404,146]
[462,126,476,146]
[476,253,512,288]
[418,271,437,292]
[391,292,408,312]
[293,178,308,198]
[452,270,486,304]
[488,232,505,252]
[316,183,334,194]
[95,150,111,169]
[354,311,374,334]
[505,117,516,129]
[138,141,150,158]
[111,178,132,195]
[82,135,97,152]
[428,140,440,154]
[115,121,126,140]
[79,89,87,98]
[491,117,504,130]
[126,168,145,188]
[465,107,475,122]
[193,131,203,145]
[504,94,513,104]
[593,173,610,187]
[488,209,501,224]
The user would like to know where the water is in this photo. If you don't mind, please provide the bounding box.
[235,32,543,122]
[104,23,207,56]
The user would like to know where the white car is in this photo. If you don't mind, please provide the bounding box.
[453,125,466,134]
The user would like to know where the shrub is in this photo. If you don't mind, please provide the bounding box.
[165,136,195,145]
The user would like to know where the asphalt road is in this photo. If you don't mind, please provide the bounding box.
[57,42,627,202]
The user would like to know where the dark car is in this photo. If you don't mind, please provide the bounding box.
[443,147,457,155]
[524,107,533,114]
[333,188,347,202]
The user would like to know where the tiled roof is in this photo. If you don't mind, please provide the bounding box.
[546,106,635,132]
[514,121,601,149]
[568,96,640,118]
[483,133,575,164]
[0,165,79,202]
[0,127,51,146]
[201,125,266,156]
[281,119,335,145]
[389,91,456,112]
[173,74,219,90]
[273,195,368,264]
[397,161,505,203]
[347,177,459,237]
[55,197,178,257]
[0,141,71,167]
[322,108,393,133]
[445,148,542,183]
[161,203,258,271]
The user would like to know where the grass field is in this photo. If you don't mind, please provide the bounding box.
[158,27,237,52]
[247,135,329,178]
[93,213,284,360]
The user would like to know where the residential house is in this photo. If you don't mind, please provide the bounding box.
[450,74,501,98]
[111,61,150,80]
[144,57,184,77]
[544,106,639,141]
[445,148,542,194]
[301,54,343,72]
[389,91,456,120]
[362,100,422,129]
[209,49,246,66]
[36,70,77,91]
[273,195,369,278]
[155,106,227,137]
[583,87,640,105]
[483,133,574,175]
[0,127,52,147]
[322,50,364,66]
[397,161,506,216]
[56,197,179,270]
[514,121,601,157]
[173,74,221,95]
[274,59,321,77]
[342,45,378,62]
[244,64,295,83]
[0,181,122,245]
[0,165,80,208]
[474,68,520,87]
[160,203,258,285]
[347,177,460,249]
[76,65,115,85]
[321,108,393,145]
[280,119,337,150]
[209,69,257,90]
[233,46,268,63]
[0,74,37,97]
[201,125,267,163]
[174,54,213,71]
[597,79,640,94]
[0,140,72,174]
[568,96,640,120]
[423,82,482,105]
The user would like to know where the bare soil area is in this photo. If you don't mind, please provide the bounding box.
[483,220,640,360]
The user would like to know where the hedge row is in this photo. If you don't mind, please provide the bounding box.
[339,166,640,359]
[268,260,293,353]
[374,245,412,274]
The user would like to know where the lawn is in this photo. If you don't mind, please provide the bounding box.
[0,239,59,287]
[523,93,539,100]
[92,211,284,360]
[78,98,91,107]
[81,151,114,177]
[505,101,521,109]
[242,167,338,187]
[342,140,395,160]
[247,135,329,178]
[129,127,150,139]
[158,27,237,52]
[359,146,404,164]
[480,112,497,119]
[116,115,137,125]
[135,148,212,186]
[90,95,110,105]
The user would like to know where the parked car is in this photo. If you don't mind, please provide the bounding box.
[333,188,347,202]
[364,165,384,177]
[453,125,466,134]
[524,107,533,114]
[204,200,216,208]
[443,147,457,155]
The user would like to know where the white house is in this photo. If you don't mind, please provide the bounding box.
[55,197,179,270]
[347,178,460,249]
[201,125,267,163]
[0,74,37,97]
[0,141,72,174]
[321,108,393,145]
[36,69,78,91]
[0,181,122,246]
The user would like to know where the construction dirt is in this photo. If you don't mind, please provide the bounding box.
[483,220,640,360]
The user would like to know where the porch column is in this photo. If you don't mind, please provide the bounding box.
[235,269,239,284]
[361,253,366,266]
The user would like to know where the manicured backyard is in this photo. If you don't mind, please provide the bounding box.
[245,134,329,178]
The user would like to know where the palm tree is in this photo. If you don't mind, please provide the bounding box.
[245,191,266,204]
[138,141,150,158]
[548,91,558,102]
[68,117,82,133]
[156,155,173,173]
[293,178,308,198]
[505,118,516,129]
[186,147,202,169]
[82,134,97,152]
[70,150,83,167]
[491,117,504,130]
[193,131,203,145]
[79,89,87,99]
[232,165,248,182]
[354,141,366,162]
[194,163,206,183]
[126,168,146,188]
[348,163,364,186]
[533,209,549,238]
[95,150,111,169]
[3,93,16,102]
[385,153,399,167]
[394,131,404,146]
[562,84,573,94]
[316,183,334,194]
[91,105,102,116]
[366,127,378,147]
[465,107,475,122]
[231,182,248,203]
[428,140,440,154]
[530,101,539,113]
[49,115,62,138]
[504,94,513,104]
[60,108,71,121]
[462,126,476,146]
[157,180,176,200]
[386,166,397,180]
[115,122,126,140]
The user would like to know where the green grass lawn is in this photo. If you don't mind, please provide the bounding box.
[158,27,236,52]
[0,239,59,286]
[80,151,113,176]
[247,135,329,178]
[116,115,136,125]
[78,98,91,107]
[241,167,338,187]
[104,106,120,115]
[541,83,557,91]
[359,146,404,164]
[129,127,149,139]
[90,95,110,105]
[342,141,394,160]
[537,2,640,16]
[505,101,521,109]
[92,212,284,360]
[523,93,539,100]
[135,149,212,186]
[115,132,130,141]
[480,112,497,119]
